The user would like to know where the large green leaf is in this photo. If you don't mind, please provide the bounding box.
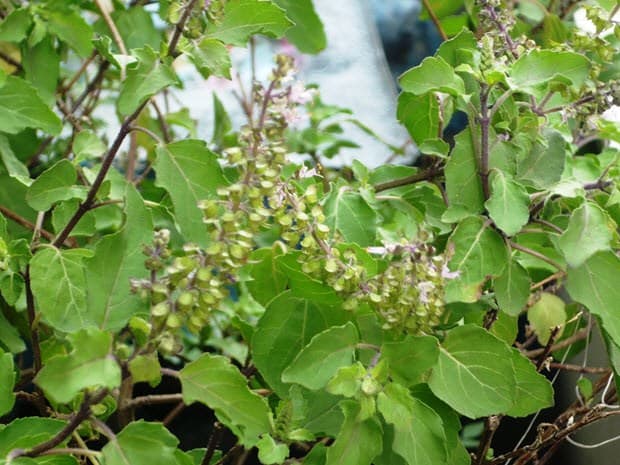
[22,36,59,107]
[102,421,179,465]
[282,322,359,390]
[516,130,565,189]
[0,8,31,42]
[323,187,377,246]
[85,183,152,331]
[397,92,440,146]
[399,56,465,96]
[205,0,293,46]
[189,38,231,79]
[274,0,326,53]
[111,7,161,51]
[444,129,484,220]
[485,171,530,236]
[382,336,439,386]
[448,216,508,285]
[154,140,226,246]
[245,248,288,306]
[180,353,272,446]
[558,201,614,267]
[325,401,382,465]
[509,50,590,92]
[30,247,92,332]
[378,383,448,465]
[428,325,517,418]
[45,9,93,58]
[0,350,15,416]
[117,47,179,116]
[35,328,121,404]
[275,253,341,304]
[566,251,620,346]
[252,290,348,396]
[0,418,67,456]
[494,258,531,316]
[0,134,31,185]
[26,160,87,211]
[506,349,554,417]
[0,76,62,135]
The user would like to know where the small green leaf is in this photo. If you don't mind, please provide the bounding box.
[0,76,62,135]
[257,435,289,465]
[102,421,179,465]
[506,349,554,417]
[382,336,439,386]
[399,56,465,96]
[35,328,121,404]
[558,201,614,267]
[510,50,590,92]
[323,187,377,246]
[73,130,106,162]
[180,353,272,446]
[0,8,31,42]
[128,354,161,387]
[428,325,517,418]
[0,310,26,353]
[326,362,366,397]
[516,130,565,189]
[26,160,87,211]
[45,9,93,57]
[189,38,231,79]
[52,200,96,237]
[118,47,179,116]
[275,253,342,304]
[325,401,382,465]
[0,351,15,416]
[397,92,440,146]
[205,0,293,46]
[485,171,530,236]
[528,292,567,345]
[0,134,31,185]
[273,0,326,53]
[494,258,531,316]
[282,322,359,390]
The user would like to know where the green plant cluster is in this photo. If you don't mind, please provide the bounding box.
[0,1,619,465]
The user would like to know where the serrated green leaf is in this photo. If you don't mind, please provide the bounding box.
[516,130,565,189]
[257,435,289,464]
[399,56,465,96]
[0,76,62,135]
[382,335,439,386]
[0,351,15,416]
[494,258,531,316]
[0,8,31,42]
[323,187,377,246]
[444,128,484,219]
[30,247,92,332]
[325,401,382,465]
[26,160,87,211]
[378,383,449,465]
[566,251,620,346]
[0,134,31,185]
[282,322,359,390]
[485,171,530,236]
[506,349,554,417]
[252,290,347,396]
[558,201,614,267]
[509,50,590,93]
[397,92,440,146]
[0,418,67,456]
[35,328,121,404]
[528,292,566,345]
[205,0,293,46]
[85,183,153,331]
[189,38,231,79]
[118,47,179,116]
[180,353,272,446]
[45,9,93,58]
[448,216,508,285]
[274,0,326,53]
[102,421,179,465]
[154,140,225,246]
[428,324,517,418]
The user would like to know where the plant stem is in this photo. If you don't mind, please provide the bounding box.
[23,267,42,374]
[125,393,184,408]
[202,423,224,465]
[479,85,491,200]
[0,205,68,245]
[548,363,609,374]
[168,0,200,57]
[374,165,442,193]
[509,241,564,272]
[40,448,101,458]
[475,415,501,465]
[421,0,448,41]
[524,326,591,358]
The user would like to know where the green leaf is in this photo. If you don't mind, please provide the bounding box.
[52,200,96,237]
[325,401,382,465]
[111,7,161,51]
[397,92,440,146]
[205,0,294,46]
[382,336,439,386]
[0,134,31,185]
[212,93,231,146]
[117,47,179,116]
[0,351,15,416]
[436,28,478,67]
[516,130,565,189]
[45,9,93,58]
[245,248,288,306]
[0,310,26,353]
[323,187,377,246]
[494,258,531,316]
[485,171,530,236]
[378,383,448,465]
[399,56,465,96]
[0,8,31,42]
[35,328,121,404]
[566,251,620,346]
[73,130,106,162]
[506,349,554,417]
[22,36,59,107]
[189,38,231,79]
[274,0,326,53]
[528,292,566,345]
[428,324,517,418]
[444,129,484,219]
[448,216,508,285]
[275,253,341,304]
[290,386,344,437]
[257,435,289,465]
[509,50,590,92]
[128,354,161,387]
[154,140,226,246]
[253,291,348,396]
[85,183,153,331]
[282,322,359,390]
[0,418,66,456]
[26,160,87,211]
[102,421,179,465]
[558,201,614,267]
[0,76,62,135]
[180,353,272,446]
[326,362,366,397]
[30,247,92,332]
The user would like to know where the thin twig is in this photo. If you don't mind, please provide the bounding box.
[23,267,42,374]
[479,85,491,200]
[202,423,224,465]
[525,327,591,358]
[0,205,67,245]
[168,0,200,57]
[161,367,180,378]
[130,125,165,145]
[374,165,442,192]
[509,241,564,272]
[0,49,22,70]
[125,393,184,408]
[421,0,448,40]
[151,99,172,143]
[530,271,565,291]
[163,402,186,426]
[548,363,610,374]
[94,0,127,80]
[40,448,101,458]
